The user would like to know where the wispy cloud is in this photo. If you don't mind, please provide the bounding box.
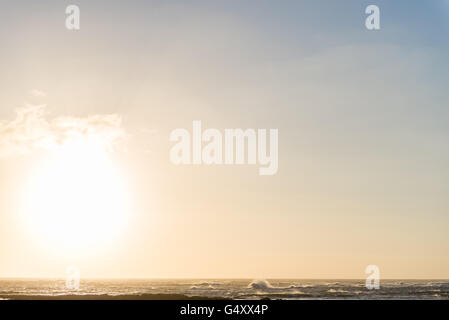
[29,89,47,98]
[0,105,126,157]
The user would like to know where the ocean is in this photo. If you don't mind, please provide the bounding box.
[1,279,448,300]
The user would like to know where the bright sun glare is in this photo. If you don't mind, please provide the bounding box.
[23,142,129,254]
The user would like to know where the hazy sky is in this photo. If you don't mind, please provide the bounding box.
[0,0,448,279]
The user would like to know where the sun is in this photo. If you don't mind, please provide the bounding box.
[23,142,130,254]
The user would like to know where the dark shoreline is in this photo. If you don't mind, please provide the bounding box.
[0,293,228,300]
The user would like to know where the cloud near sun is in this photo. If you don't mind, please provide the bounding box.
[0,105,126,157]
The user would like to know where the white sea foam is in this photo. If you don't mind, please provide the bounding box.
[248,280,275,290]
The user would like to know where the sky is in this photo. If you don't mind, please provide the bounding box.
[0,0,448,279]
